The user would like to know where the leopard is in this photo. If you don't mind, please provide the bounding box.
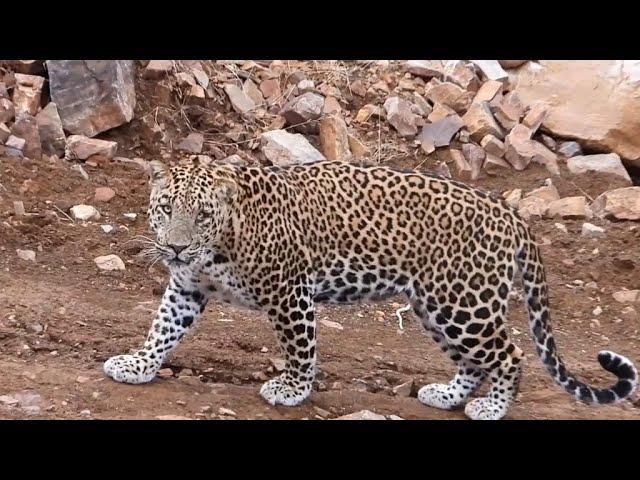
[103,158,638,420]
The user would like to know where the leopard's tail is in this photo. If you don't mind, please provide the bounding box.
[515,226,638,404]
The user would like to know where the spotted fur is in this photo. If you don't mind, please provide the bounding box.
[103,159,638,419]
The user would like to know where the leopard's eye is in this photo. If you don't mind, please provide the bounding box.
[161,204,172,215]
[196,211,207,223]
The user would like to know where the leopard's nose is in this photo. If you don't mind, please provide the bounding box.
[168,244,187,255]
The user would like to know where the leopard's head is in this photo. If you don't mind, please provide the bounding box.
[146,159,238,267]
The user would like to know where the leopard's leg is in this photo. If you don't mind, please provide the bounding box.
[260,285,316,407]
[104,272,210,384]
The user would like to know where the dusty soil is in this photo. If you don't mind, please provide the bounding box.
[1,152,639,421]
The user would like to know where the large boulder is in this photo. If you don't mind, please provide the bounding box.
[514,61,640,167]
[46,60,136,137]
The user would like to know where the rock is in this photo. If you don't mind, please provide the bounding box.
[470,60,509,85]
[218,407,237,417]
[522,102,548,134]
[5,135,25,151]
[557,141,582,158]
[504,189,522,208]
[545,196,591,219]
[94,254,126,271]
[613,290,640,304]
[539,134,557,151]
[187,85,206,105]
[518,182,560,219]
[12,73,45,116]
[484,154,511,176]
[259,79,281,101]
[269,358,286,372]
[281,92,324,129]
[223,84,255,113]
[514,60,640,166]
[433,161,451,178]
[412,93,432,117]
[527,181,560,202]
[0,122,10,143]
[10,114,41,159]
[593,306,603,316]
[94,187,116,202]
[177,133,204,153]
[581,223,605,238]
[349,80,367,97]
[591,187,640,220]
[421,138,435,154]
[480,134,506,157]
[13,200,25,216]
[461,143,485,180]
[100,225,114,234]
[383,97,421,137]
[406,60,443,79]
[323,96,341,114]
[66,135,117,160]
[445,61,480,92]
[17,249,36,262]
[47,60,136,137]
[319,114,351,161]
[499,60,528,69]
[2,60,45,75]
[335,410,386,420]
[424,80,474,113]
[143,60,173,79]
[555,222,568,234]
[35,103,66,157]
[428,103,457,123]
[192,69,209,90]
[70,204,100,221]
[462,102,504,142]
[122,213,137,222]
[261,130,325,166]
[355,104,385,123]
[243,79,264,106]
[392,380,414,397]
[347,135,369,159]
[490,92,524,130]
[158,368,174,378]
[620,306,638,322]
[473,80,503,104]
[156,415,191,420]
[0,98,15,125]
[567,154,632,184]
[504,124,558,172]
[319,319,344,330]
[451,149,472,180]
[417,115,463,148]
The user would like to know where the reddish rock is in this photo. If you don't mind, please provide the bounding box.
[0,98,14,124]
[36,102,66,157]
[259,79,281,101]
[462,143,485,180]
[319,114,351,161]
[484,154,512,176]
[10,114,41,159]
[473,80,503,104]
[405,60,443,79]
[94,187,116,202]
[66,135,117,160]
[462,102,504,142]
[523,102,549,134]
[480,134,506,157]
[424,80,474,113]
[12,73,45,116]
[143,60,174,79]
[428,103,457,123]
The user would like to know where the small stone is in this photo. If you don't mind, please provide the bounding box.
[281,92,324,128]
[417,115,463,148]
[557,141,582,158]
[319,114,351,161]
[335,410,386,420]
[462,102,504,142]
[13,200,26,216]
[483,154,511,176]
[92,391,100,399]
[504,189,522,209]
[187,84,206,105]
[10,113,41,159]
[620,306,638,322]
[17,249,36,262]
[260,346,269,353]
[261,129,325,166]
[383,97,421,137]
[392,380,414,397]
[347,135,369,159]
[252,371,268,381]
[219,407,237,417]
[567,154,632,185]
[319,319,344,330]
[590,319,601,329]
[461,143,485,180]
[355,104,385,123]
[323,96,341,115]
[405,60,443,79]
[581,223,605,238]
[224,84,256,114]
[412,93,432,117]
[123,213,137,222]
[470,60,509,85]
[297,79,315,93]
[504,124,557,172]
[70,204,100,221]
[143,60,174,79]
[0,122,10,143]
[480,134,506,157]
[175,400,187,406]
[94,254,126,271]
[473,80,503,104]
[428,103,457,123]
[314,406,331,418]
[243,79,264,106]
[36,103,66,157]
[156,415,191,420]
[591,187,640,221]
[5,135,26,151]
[490,92,524,130]
[80,409,91,416]
[94,187,116,202]
[76,376,90,383]
[12,73,45,116]
[259,79,281,101]
[269,358,286,372]
[522,102,549,134]
[424,80,473,113]
[0,97,15,125]
[66,135,117,160]
[192,69,209,89]
[554,223,568,234]
[613,290,640,304]
[545,196,591,219]
[451,149,472,181]
[177,133,204,153]
[593,306,603,316]
[158,368,174,378]
[539,134,556,151]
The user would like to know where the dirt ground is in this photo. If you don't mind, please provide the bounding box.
[1,151,639,421]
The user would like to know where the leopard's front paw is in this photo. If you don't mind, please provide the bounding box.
[104,354,157,384]
[259,375,311,407]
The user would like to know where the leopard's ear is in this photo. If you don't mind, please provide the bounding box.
[148,160,168,185]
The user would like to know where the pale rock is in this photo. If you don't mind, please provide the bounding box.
[143,60,174,79]
[443,61,480,92]
[186,85,206,105]
[567,154,632,184]
[0,122,10,143]
[177,133,204,154]
[17,249,36,262]
[620,306,638,322]
[218,407,237,417]
[417,115,463,148]
[581,223,605,238]
[591,187,640,220]
[281,92,324,129]
[261,129,325,166]
[424,80,474,113]
[470,60,509,84]
[539,134,557,151]
[243,79,264,106]
[461,143,485,180]
[13,200,25,216]
[175,71,196,87]
[122,213,137,222]
[335,410,386,420]
[0,98,15,124]
[421,138,435,154]
[462,102,504,142]
[518,183,560,219]
[522,102,549,134]
[555,222,568,234]
[383,97,421,137]
[451,149,472,180]
[433,161,451,178]
[66,135,117,160]
[557,141,582,158]
[12,73,45,116]
[480,134,506,157]
[504,189,522,208]
[100,225,114,234]
[259,79,281,101]
[269,358,286,372]
[192,69,209,89]
[504,124,558,172]
[545,196,591,219]
[499,60,528,69]
[297,79,315,93]
[483,154,511,176]
[405,60,443,79]
[347,135,369,159]
[392,380,414,397]
[71,204,101,221]
[349,79,367,97]
[612,290,640,304]
[10,114,41,159]
[224,84,256,113]
[5,135,25,151]
[94,187,116,202]
[319,114,351,161]
[490,92,524,130]
[427,103,457,123]
[156,415,191,420]
[94,254,126,271]
[36,103,66,157]
[355,104,384,123]
[323,96,341,114]
[319,319,344,330]
[412,93,432,117]
[593,306,603,316]
[47,60,136,137]
[473,80,503,104]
